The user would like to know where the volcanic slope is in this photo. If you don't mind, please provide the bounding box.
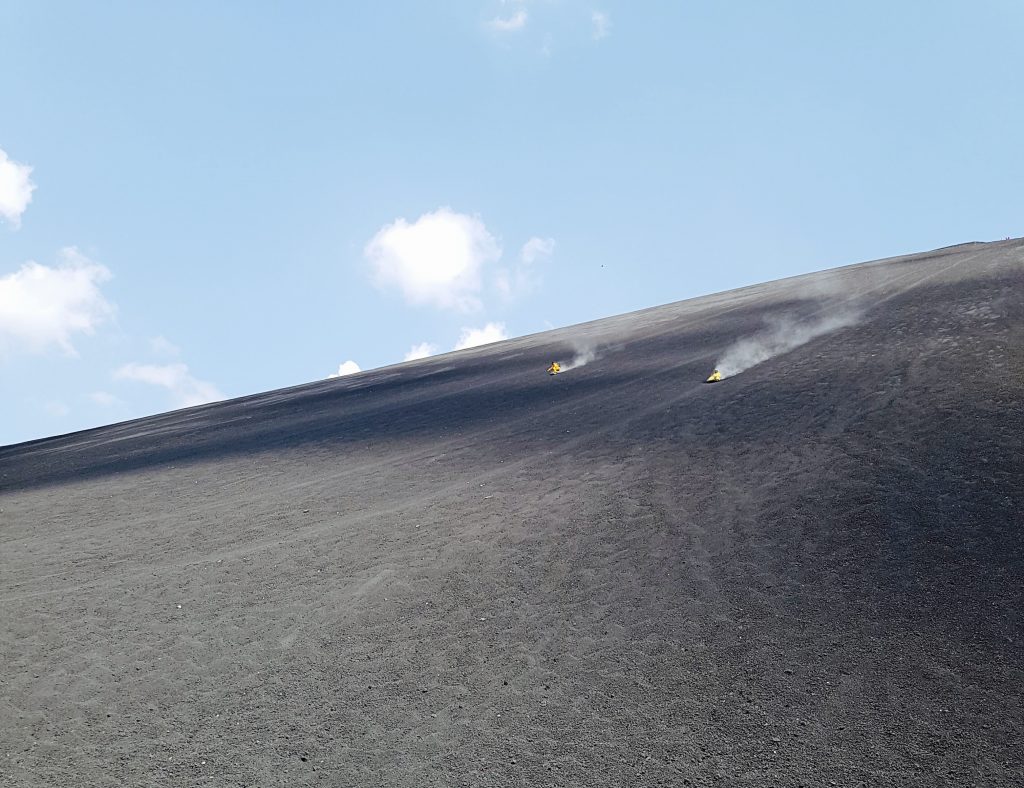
[2,240,1022,787]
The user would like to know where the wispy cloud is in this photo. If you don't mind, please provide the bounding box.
[496,236,555,300]
[115,362,225,409]
[0,148,36,228]
[0,247,114,358]
[454,322,508,350]
[487,8,528,32]
[149,335,180,356]
[520,236,555,265]
[366,207,501,312]
[328,360,361,378]
[90,390,124,407]
[591,10,611,40]
[44,400,70,418]
[404,342,437,362]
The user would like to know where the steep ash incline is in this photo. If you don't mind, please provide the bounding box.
[2,239,1022,787]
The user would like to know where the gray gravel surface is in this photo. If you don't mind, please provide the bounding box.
[2,239,1022,786]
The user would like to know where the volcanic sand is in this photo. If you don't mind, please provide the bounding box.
[2,240,1022,786]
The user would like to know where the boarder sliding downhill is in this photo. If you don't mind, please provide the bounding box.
[548,362,561,375]
[705,369,722,383]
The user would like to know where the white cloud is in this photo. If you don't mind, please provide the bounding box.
[366,207,501,312]
[328,360,361,378]
[44,401,70,418]
[520,236,555,265]
[149,335,180,356]
[487,9,528,31]
[494,270,516,299]
[540,32,554,58]
[0,148,36,228]
[404,342,437,362]
[115,362,225,409]
[90,390,123,407]
[0,247,114,357]
[454,322,508,350]
[496,236,555,299]
[591,10,611,40]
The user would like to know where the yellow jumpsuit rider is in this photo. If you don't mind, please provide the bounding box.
[548,362,561,375]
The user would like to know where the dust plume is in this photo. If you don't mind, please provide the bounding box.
[715,307,861,379]
[559,344,597,372]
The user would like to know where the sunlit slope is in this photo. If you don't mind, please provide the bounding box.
[1,239,1022,786]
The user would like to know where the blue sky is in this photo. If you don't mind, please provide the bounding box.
[1,1,1022,446]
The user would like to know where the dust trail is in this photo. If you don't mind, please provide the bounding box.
[559,344,597,372]
[715,307,862,379]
